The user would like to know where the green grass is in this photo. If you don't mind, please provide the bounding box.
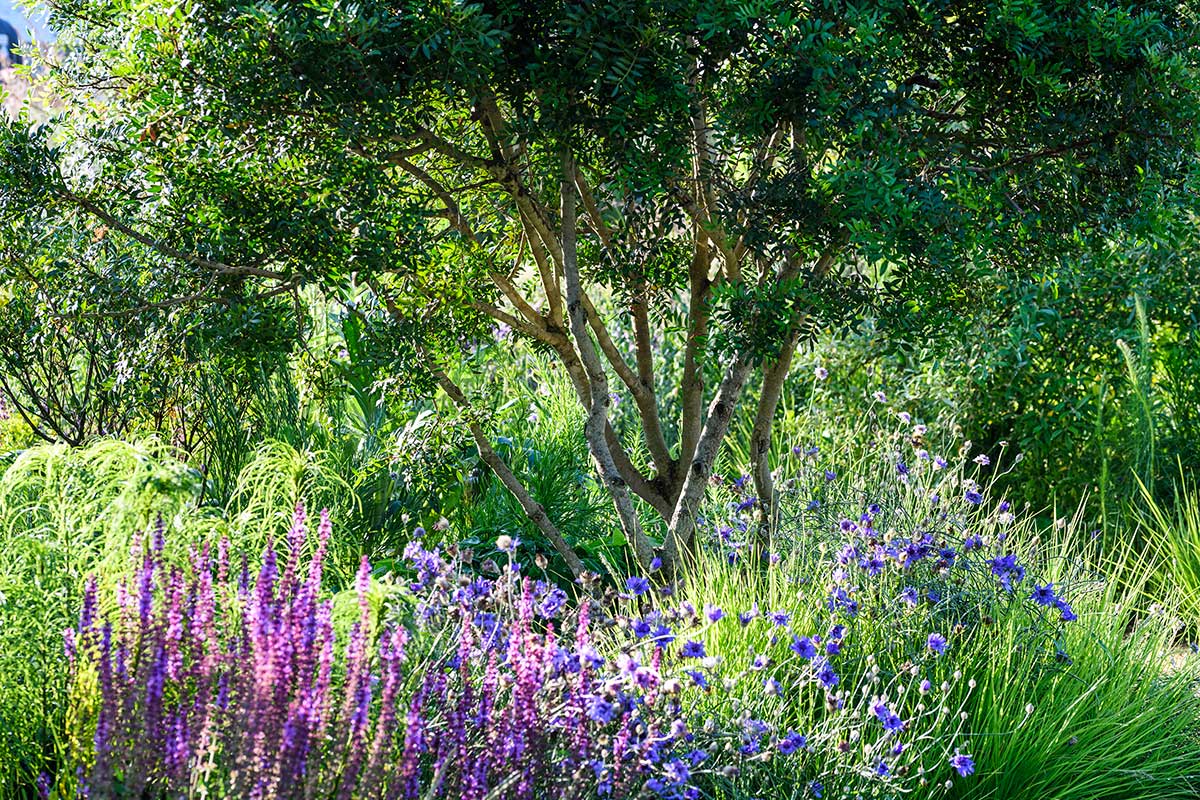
[1135,474,1200,634]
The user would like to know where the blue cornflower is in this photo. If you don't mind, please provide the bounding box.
[900,586,919,607]
[769,610,790,627]
[650,557,663,572]
[763,676,782,695]
[736,496,758,512]
[681,640,706,659]
[686,670,709,689]
[825,470,837,481]
[807,499,821,510]
[790,636,818,659]
[813,657,839,688]
[704,604,724,623]
[632,619,651,638]
[777,730,808,755]
[739,604,759,626]
[1055,598,1077,622]
[750,654,770,671]
[950,751,976,777]
[650,623,675,645]
[1031,583,1058,606]
[626,576,651,596]
[825,640,841,655]
[587,696,617,724]
[808,781,824,798]
[989,554,1026,591]
[963,533,983,551]
[965,489,984,505]
[896,461,910,476]
[875,760,890,776]
[927,633,948,655]
[871,700,904,731]
[663,758,690,785]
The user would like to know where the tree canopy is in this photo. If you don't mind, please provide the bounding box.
[3,0,1199,575]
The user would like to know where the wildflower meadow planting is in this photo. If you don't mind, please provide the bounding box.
[2,1,1200,798]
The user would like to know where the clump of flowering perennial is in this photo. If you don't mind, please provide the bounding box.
[67,506,710,799]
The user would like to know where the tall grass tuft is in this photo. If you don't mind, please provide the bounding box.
[1135,473,1200,634]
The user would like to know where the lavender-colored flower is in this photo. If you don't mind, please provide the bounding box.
[950,751,976,776]
[965,489,984,505]
[1031,583,1058,606]
[1056,598,1078,622]
[790,636,818,659]
[777,730,807,754]
[927,633,948,655]
[625,575,651,596]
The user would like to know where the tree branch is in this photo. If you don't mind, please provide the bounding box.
[561,150,655,572]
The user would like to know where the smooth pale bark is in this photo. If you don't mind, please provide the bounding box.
[560,152,656,572]
[750,328,801,551]
[660,355,754,574]
[749,249,838,550]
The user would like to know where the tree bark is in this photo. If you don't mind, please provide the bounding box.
[560,151,656,572]
[660,355,754,574]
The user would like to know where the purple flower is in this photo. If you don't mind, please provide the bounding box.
[769,610,790,627]
[736,496,758,512]
[704,604,724,623]
[950,751,976,777]
[899,586,919,607]
[813,658,839,688]
[686,670,709,689]
[1031,583,1058,606]
[625,575,651,596]
[790,636,818,659]
[927,633,948,655]
[588,696,617,724]
[809,781,824,798]
[871,700,904,731]
[777,730,808,754]
[965,489,984,505]
[825,470,837,482]
[680,640,706,659]
[1055,598,1077,622]
[650,557,663,572]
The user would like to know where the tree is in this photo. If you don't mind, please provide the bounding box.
[3,0,1198,577]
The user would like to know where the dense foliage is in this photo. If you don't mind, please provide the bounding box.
[4,0,1199,574]
[2,2,1200,798]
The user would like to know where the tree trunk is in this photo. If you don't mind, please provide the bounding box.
[560,151,656,572]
